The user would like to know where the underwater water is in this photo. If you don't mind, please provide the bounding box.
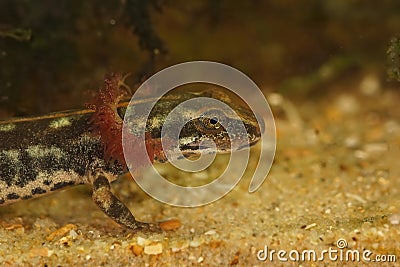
[0,1,399,266]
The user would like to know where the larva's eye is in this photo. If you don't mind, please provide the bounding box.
[195,110,225,133]
[202,115,220,129]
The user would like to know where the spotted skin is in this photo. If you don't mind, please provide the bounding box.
[0,108,134,227]
[0,84,262,231]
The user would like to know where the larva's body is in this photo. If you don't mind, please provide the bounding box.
[0,74,262,231]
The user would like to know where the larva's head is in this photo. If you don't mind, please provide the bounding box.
[120,90,263,162]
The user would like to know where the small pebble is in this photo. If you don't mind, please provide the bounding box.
[345,193,367,204]
[29,248,52,257]
[5,224,25,235]
[354,150,368,159]
[204,229,217,235]
[59,236,70,246]
[5,223,24,230]
[137,236,149,246]
[364,143,388,153]
[159,219,181,231]
[189,240,201,247]
[304,223,317,230]
[46,224,77,242]
[144,243,163,255]
[209,240,223,249]
[388,213,400,225]
[131,244,143,256]
[69,229,78,239]
[344,136,360,148]
[325,209,331,214]
[188,255,196,261]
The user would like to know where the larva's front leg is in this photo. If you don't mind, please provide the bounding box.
[92,175,159,232]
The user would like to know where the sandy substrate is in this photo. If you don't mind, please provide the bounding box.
[0,74,399,266]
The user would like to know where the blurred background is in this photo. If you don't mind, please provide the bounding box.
[0,0,399,117]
